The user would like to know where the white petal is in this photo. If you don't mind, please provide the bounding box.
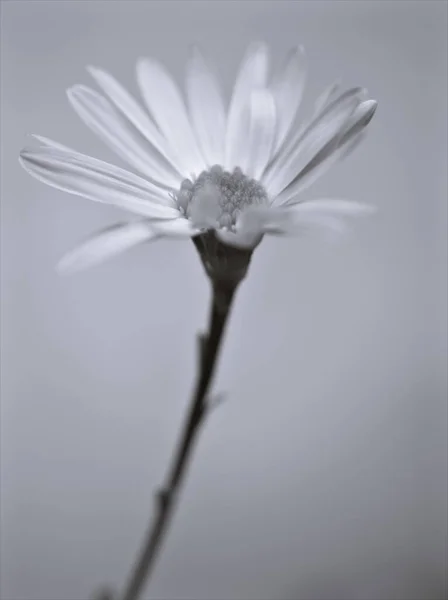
[67,85,180,190]
[215,227,264,250]
[31,135,176,206]
[57,221,157,273]
[224,42,270,171]
[298,87,367,148]
[337,129,367,159]
[149,217,199,237]
[185,47,226,168]
[277,99,377,204]
[31,135,75,153]
[266,86,362,180]
[19,146,180,219]
[337,99,377,145]
[219,199,374,245]
[136,58,206,178]
[288,199,376,215]
[283,212,349,236]
[215,205,272,249]
[312,81,341,117]
[266,199,375,236]
[281,131,367,204]
[270,45,306,153]
[87,66,184,175]
[265,87,364,200]
[244,89,276,180]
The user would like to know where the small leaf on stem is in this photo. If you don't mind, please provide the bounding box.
[206,392,227,412]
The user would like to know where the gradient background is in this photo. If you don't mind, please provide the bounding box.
[1,1,447,599]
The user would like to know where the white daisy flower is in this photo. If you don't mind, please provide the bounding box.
[19,43,377,277]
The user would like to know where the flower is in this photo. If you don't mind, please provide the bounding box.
[19,43,377,275]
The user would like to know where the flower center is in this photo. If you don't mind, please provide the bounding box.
[176,165,268,230]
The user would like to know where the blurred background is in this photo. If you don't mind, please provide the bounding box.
[1,1,447,599]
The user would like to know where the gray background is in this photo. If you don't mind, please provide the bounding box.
[1,1,447,599]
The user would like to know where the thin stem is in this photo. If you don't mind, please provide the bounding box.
[119,280,238,600]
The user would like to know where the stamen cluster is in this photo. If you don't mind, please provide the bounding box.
[177,165,268,229]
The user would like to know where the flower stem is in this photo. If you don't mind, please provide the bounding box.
[119,280,239,600]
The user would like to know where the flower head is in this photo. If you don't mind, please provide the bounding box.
[19,43,377,278]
